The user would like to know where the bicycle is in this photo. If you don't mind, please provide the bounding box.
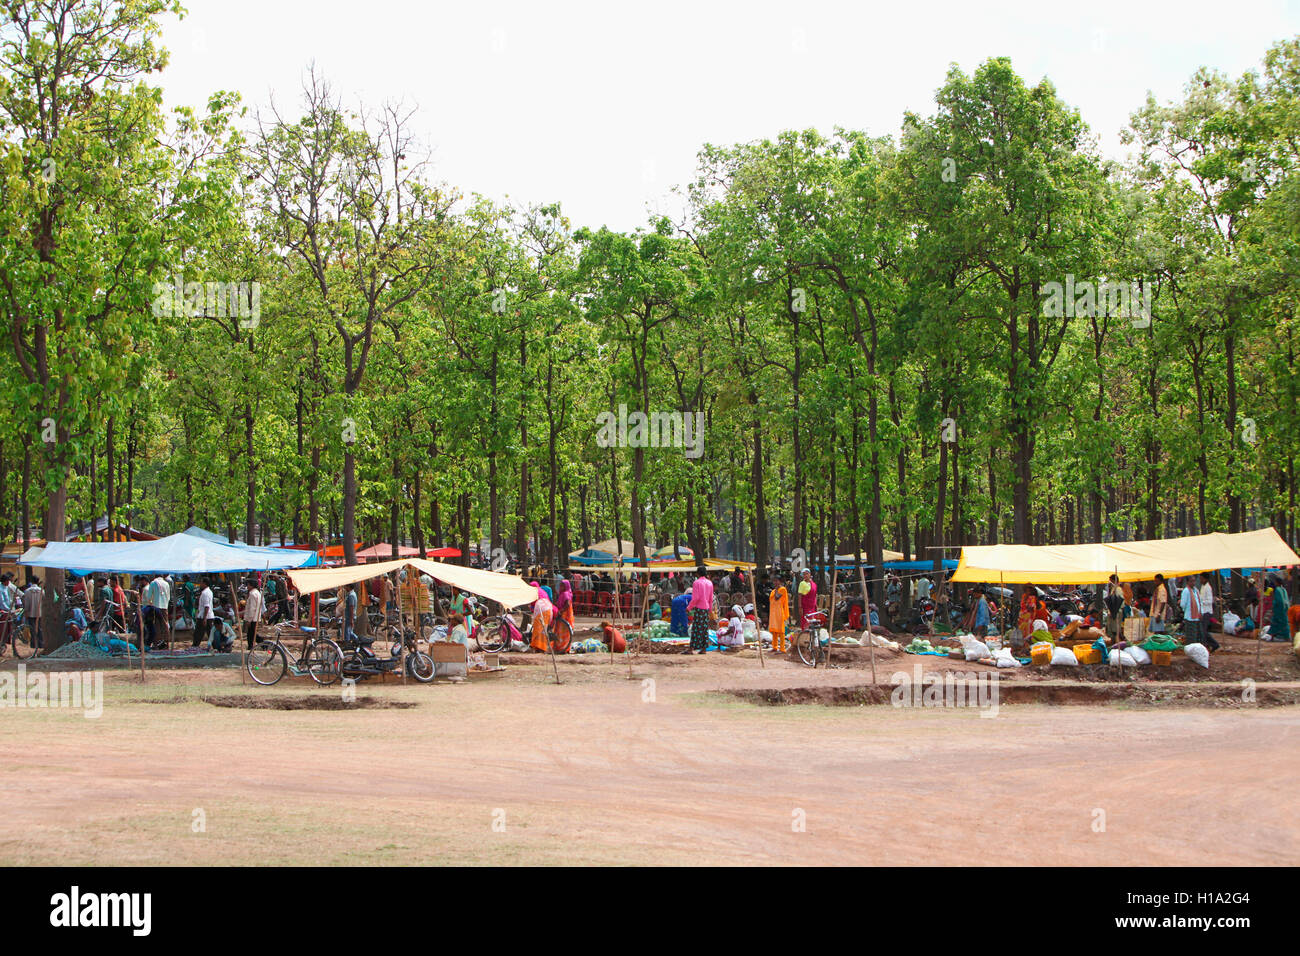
[794,610,830,667]
[246,621,345,687]
[477,609,571,654]
[0,608,40,659]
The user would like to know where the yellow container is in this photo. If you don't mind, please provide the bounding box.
[1151,650,1172,667]
[1030,645,1052,666]
[1073,644,1101,665]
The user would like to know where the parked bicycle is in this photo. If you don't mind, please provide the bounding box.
[247,621,345,687]
[794,610,830,667]
[0,608,39,659]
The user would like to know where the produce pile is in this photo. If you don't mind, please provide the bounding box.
[42,641,112,660]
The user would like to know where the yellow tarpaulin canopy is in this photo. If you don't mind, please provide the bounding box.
[288,558,538,609]
[950,527,1300,585]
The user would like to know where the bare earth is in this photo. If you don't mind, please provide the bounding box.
[1,644,1297,866]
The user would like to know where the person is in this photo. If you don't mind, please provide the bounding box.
[1017,590,1038,638]
[600,620,627,653]
[530,582,553,653]
[555,579,575,634]
[797,568,817,628]
[194,579,215,648]
[670,591,691,638]
[1199,573,1219,632]
[972,586,990,638]
[719,604,745,650]
[447,612,469,645]
[21,577,43,650]
[1268,573,1292,643]
[1244,576,1259,625]
[0,573,13,648]
[1104,574,1124,642]
[768,576,790,654]
[1179,576,1218,650]
[242,577,264,650]
[109,575,127,630]
[646,595,661,622]
[719,569,734,594]
[142,573,164,648]
[687,567,715,654]
[916,574,932,604]
[1150,574,1168,632]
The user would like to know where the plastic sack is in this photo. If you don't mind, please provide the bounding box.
[1184,642,1210,669]
[963,639,990,661]
[1128,645,1151,665]
[994,647,1020,668]
[1051,646,1079,666]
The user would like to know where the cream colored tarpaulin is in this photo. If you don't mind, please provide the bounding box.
[950,527,1300,585]
[288,558,538,608]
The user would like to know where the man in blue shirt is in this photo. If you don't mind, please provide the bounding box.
[972,586,991,638]
[0,573,12,648]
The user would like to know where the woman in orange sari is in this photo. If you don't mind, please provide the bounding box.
[1018,591,1037,637]
[529,582,554,653]
[768,578,790,653]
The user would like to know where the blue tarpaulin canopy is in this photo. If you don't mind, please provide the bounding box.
[883,560,958,572]
[18,531,321,577]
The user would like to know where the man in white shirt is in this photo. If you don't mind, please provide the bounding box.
[1198,573,1218,630]
[21,578,43,648]
[916,576,932,603]
[193,580,215,648]
[242,578,264,649]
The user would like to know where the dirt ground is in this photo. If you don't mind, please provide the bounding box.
[1,645,1297,866]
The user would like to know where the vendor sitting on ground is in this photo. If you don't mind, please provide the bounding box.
[717,604,746,650]
[647,595,662,623]
[600,620,626,653]
[447,612,469,645]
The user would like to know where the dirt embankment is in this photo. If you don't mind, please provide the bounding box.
[731,680,1300,708]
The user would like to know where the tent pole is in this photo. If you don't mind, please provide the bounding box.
[613,562,623,630]
[858,564,875,685]
[824,564,838,669]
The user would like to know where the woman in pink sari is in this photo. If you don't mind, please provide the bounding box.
[687,570,715,654]
[798,568,818,627]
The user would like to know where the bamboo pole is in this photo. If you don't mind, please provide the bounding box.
[612,563,623,629]
[750,571,763,668]
[859,564,876,684]
[824,564,838,669]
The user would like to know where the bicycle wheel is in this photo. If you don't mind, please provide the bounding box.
[406,648,435,683]
[247,642,288,686]
[795,628,818,667]
[11,623,38,659]
[306,639,343,686]
[551,616,573,654]
[477,621,507,653]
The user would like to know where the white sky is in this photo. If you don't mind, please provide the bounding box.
[160,0,1300,231]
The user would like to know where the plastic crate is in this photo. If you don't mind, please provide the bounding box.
[1073,644,1101,665]
[1151,649,1172,667]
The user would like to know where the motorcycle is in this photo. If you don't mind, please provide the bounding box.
[338,626,434,683]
